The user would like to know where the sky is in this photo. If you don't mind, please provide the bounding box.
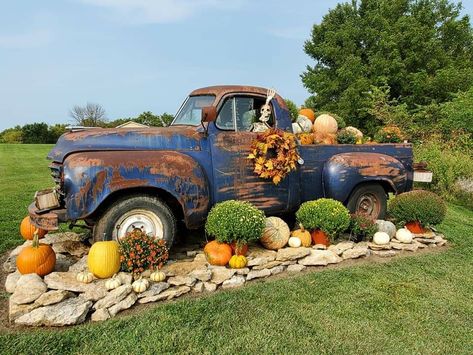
[0,0,472,131]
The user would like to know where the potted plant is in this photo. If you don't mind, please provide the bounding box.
[295,198,350,246]
[388,190,446,233]
[349,213,378,242]
[205,200,266,257]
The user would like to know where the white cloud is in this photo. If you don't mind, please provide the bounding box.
[78,0,244,24]
[0,30,53,49]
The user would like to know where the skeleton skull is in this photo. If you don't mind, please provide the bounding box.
[259,104,271,122]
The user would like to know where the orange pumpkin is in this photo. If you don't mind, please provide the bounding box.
[299,108,316,122]
[16,232,56,276]
[313,114,338,134]
[204,240,233,266]
[20,216,46,240]
[291,224,312,247]
[297,133,314,145]
[313,132,337,145]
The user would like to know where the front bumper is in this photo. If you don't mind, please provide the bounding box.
[28,202,67,231]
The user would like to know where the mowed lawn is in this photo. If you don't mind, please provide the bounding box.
[1,144,472,354]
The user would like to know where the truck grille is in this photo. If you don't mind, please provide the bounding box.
[49,163,64,203]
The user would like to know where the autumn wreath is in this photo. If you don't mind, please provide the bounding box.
[248,128,300,185]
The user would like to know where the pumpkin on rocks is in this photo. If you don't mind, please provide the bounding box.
[204,240,233,266]
[16,232,56,276]
[20,216,46,240]
[299,108,316,123]
[313,114,338,135]
[87,240,121,279]
[260,217,290,250]
[229,255,248,269]
[291,224,312,247]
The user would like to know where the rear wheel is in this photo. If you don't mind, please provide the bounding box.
[93,195,176,246]
[346,184,387,220]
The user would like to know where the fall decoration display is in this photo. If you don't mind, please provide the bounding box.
[373,232,390,245]
[299,108,316,122]
[388,190,446,229]
[297,132,314,145]
[288,236,302,248]
[16,232,56,276]
[76,271,94,284]
[105,275,122,290]
[349,213,378,242]
[228,255,248,269]
[396,228,413,244]
[132,278,149,293]
[260,217,290,250]
[20,216,46,240]
[313,114,338,134]
[311,230,330,246]
[205,200,266,250]
[119,229,169,276]
[337,129,358,144]
[313,132,337,145]
[150,270,166,282]
[374,126,403,143]
[296,199,350,241]
[88,240,121,279]
[248,128,300,185]
[291,224,312,247]
[204,240,233,266]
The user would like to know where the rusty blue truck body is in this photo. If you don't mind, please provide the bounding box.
[29,85,413,244]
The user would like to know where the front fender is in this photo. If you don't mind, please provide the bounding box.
[323,152,408,202]
[63,151,209,228]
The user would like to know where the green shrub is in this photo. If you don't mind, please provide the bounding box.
[284,99,299,122]
[296,198,350,240]
[349,213,378,242]
[374,126,403,143]
[205,200,266,246]
[337,129,357,144]
[388,190,446,227]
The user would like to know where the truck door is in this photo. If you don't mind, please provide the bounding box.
[208,95,294,214]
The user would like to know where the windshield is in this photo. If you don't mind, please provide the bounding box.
[172,95,215,126]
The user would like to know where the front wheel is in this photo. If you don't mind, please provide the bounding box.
[93,195,176,246]
[346,184,387,220]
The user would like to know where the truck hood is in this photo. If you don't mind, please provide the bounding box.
[48,126,203,162]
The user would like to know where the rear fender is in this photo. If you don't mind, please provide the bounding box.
[63,151,209,228]
[323,152,407,202]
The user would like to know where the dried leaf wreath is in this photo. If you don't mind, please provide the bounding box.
[247,128,300,185]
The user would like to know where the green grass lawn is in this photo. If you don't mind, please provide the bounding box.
[1,144,472,354]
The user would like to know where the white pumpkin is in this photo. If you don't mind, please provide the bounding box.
[296,115,313,133]
[396,228,413,244]
[373,232,390,245]
[288,236,302,248]
[76,271,94,284]
[150,270,166,282]
[375,220,396,238]
[132,278,149,293]
[292,122,303,134]
[105,275,122,290]
[313,114,338,134]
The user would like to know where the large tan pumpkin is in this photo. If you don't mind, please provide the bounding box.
[313,114,338,134]
[260,217,290,250]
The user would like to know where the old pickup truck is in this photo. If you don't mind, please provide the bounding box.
[29,85,415,246]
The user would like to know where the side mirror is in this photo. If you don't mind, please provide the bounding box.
[201,106,217,123]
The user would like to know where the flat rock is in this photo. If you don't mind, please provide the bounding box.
[10,274,47,305]
[55,254,78,272]
[252,260,282,270]
[434,235,447,246]
[3,255,17,273]
[235,267,250,275]
[313,244,327,250]
[186,250,199,257]
[52,240,89,257]
[414,238,437,244]
[222,275,245,289]
[137,282,170,298]
[34,290,74,306]
[162,260,207,276]
[247,248,277,267]
[42,232,84,244]
[9,298,39,322]
[210,267,236,285]
[368,242,392,250]
[391,242,419,252]
[93,284,132,309]
[117,272,133,285]
[108,293,138,316]
[328,241,354,256]
[80,286,109,302]
[276,247,311,261]
[414,241,428,249]
[429,243,438,248]
[372,250,397,258]
[168,275,196,287]
[204,282,217,292]
[15,297,92,326]
[246,268,270,281]
[9,241,32,257]
[193,253,207,262]
[91,308,110,322]
[270,265,285,275]
[287,264,306,272]
[299,250,342,266]
[138,286,191,304]
[5,270,21,293]
[281,260,296,266]
[188,268,212,282]
[342,245,369,259]
[68,255,88,272]
[413,230,436,239]
[193,281,204,293]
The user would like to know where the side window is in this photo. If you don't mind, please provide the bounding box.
[215,98,235,130]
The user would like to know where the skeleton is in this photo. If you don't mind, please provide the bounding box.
[251,88,276,132]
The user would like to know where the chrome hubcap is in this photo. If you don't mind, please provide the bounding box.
[113,209,164,240]
[356,193,380,218]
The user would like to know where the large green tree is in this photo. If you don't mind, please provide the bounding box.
[302,0,473,128]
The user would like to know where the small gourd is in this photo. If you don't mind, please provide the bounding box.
[396,228,413,244]
[288,236,302,248]
[105,275,122,290]
[150,270,166,282]
[228,255,248,269]
[132,277,149,293]
[373,232,390,245]
[76,271,94,284]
